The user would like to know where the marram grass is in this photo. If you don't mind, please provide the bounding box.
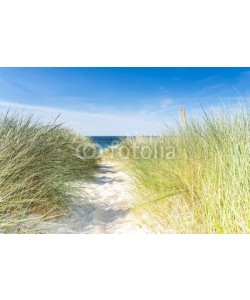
[117,106,250,233]
[0,113,99,233]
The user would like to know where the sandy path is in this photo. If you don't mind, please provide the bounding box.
[33,163,146,234]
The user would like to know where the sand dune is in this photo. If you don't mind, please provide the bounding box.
[33,163,147,234]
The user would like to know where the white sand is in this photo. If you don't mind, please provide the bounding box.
[33,162,148,234]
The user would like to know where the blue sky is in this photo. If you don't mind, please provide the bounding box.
[0,67,249,135]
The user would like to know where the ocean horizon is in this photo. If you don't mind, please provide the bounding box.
[90,136,126,148]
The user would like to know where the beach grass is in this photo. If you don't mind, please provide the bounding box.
[0,112,99,233]
[116,105,250,233]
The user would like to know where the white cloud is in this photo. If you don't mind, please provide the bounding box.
[138,97,177,117]
[195,75,220,84]
[160,98,174,109]
[0,99,166,135]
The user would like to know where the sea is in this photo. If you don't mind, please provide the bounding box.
[90,136,125,149]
